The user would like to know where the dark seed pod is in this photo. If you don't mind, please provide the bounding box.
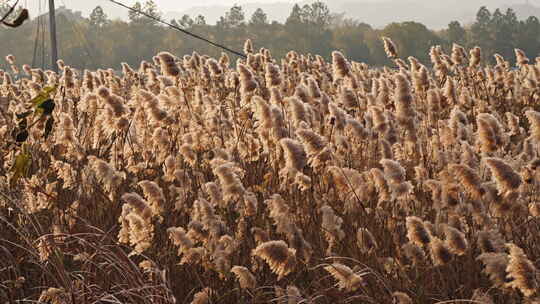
[16,111,32,120]
[44,117,54,139]
[3,9,29,28]
[39,99,55,115]
[15,130,28,143]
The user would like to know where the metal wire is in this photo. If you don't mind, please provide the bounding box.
[105,0,247,58]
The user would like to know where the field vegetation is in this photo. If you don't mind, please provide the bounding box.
[1,38,540,303]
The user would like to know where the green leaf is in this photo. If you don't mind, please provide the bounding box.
[10,152,32,185]
[30,86,57,109]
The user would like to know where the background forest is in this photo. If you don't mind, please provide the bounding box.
[0,1,539,71]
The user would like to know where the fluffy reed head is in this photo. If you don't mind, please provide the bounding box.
[450,164,485,200]
[252,240,296,280]
[231,266,256,289]
[237,64,258,94]
[477,230,505,254]
[477,252,509,287]
[484,158,522,194]
[515,48,530,67]
[393,73,415,132]
[393,292,413,304]
[243,39,254,54]
[505,243,538,297]
[265,63,282,87]
[380,159,406,184]
[443,225,468,256]
[381,36,398,59]
[5,54,15,65]
[469,47,482,67]
[429,237,453,266]
[168,226,193,254]
[451,43,467,65]
[191,288,212,304]
[405,216,431,247]
[526,110,540,142]
[121,193,152,219]
[476,114,503,153]
[280,138,307,174]
[332,51,350,79]
[157,52,180,77]
[323,263,364,292]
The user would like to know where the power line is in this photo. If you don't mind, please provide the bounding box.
[104,0,247,59]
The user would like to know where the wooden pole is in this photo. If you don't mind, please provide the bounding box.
[48,0,58,73]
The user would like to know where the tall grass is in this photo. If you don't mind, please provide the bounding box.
[1,40,540,303]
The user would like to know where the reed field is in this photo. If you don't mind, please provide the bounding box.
[2,38,540,303]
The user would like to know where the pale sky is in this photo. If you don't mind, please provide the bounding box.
[20,0,302,17]
[14,0,530,17]
[11,0,531,29]
[95,0,299,11]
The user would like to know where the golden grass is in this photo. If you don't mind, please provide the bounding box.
[1,42,540,303]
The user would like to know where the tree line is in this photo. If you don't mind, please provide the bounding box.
[0,0,539,71]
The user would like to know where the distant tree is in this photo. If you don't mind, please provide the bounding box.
[87,6,109,69]
[224,5,245,28]
[0,2,23,18]
[329,12,347,27]
[128,1,144,23]
[382,21,442,63]
[307,1,332,28]
[286,4,303,26]
[516,16,540,60]
[89,6,109,28]
[447,21,466,45]
[0,3,10,16]
[195,15,206,26]
[250,8,268,26]
[129,0,161,26]
[178,14,194,28]
[248,8,270,52]
[332,19,372,62]
[285,4,309,52]
[305,2,333,56]
[282,2,332,55]
[143,0,161,20]
[489,8,518,61]
[470,6,492,53]
[170,19,180,27]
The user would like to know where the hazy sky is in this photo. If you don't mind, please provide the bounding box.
[21,0,302,16]
[15,0,532,28]
[97,0,299,11]
[17,0,531,15]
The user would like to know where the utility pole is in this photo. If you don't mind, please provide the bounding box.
[48,0,59,73]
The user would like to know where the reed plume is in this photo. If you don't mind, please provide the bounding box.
[505,243,538,297]
[252,240,296,280]
[382,36,398,59]
[324,263,364,292]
